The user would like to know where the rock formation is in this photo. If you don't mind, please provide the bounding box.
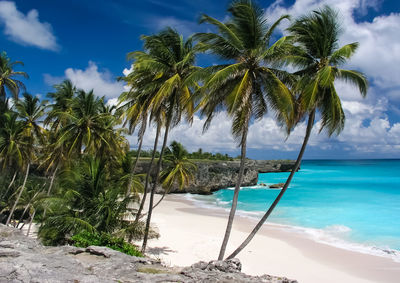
[136,159,296,194]
[0,224,297,282]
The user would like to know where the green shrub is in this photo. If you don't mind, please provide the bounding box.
[70,231,143,257]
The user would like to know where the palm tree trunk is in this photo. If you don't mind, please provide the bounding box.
[8,171,17,190]
[150,189,167,211]
[6,163,30,226]
[1,171,17,200]
[27,209,36,236]
[17,203,30,229]
[126,135,144,196]
[141,117,171,254]
[218,116,250,260]
[43,166,58,218]
[226,109,316,260]
[138,188,168,220]
[132,124,161,226]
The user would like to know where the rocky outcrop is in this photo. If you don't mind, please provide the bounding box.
[269,183,285,189]
[0,224,297,282]
[136,159,296,195]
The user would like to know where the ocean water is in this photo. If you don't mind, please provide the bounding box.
[187,159,400,261]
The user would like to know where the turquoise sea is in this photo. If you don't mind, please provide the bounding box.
[187,159,400,261]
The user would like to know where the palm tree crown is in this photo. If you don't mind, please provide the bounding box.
[287,5,368,135]
[0,52,28,103]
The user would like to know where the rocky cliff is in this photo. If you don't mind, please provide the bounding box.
[0,224,297,283]
[136,159,296,194]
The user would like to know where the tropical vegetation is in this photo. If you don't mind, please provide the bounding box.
[0,0,367,265]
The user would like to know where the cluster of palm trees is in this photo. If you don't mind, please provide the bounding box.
[119,2,367,258]
[1,0,368,260]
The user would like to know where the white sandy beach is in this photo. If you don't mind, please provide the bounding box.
[142,194,400,283]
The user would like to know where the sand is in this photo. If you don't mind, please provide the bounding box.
[140,194,400,283]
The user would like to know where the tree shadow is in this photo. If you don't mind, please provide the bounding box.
[146,246,176,256]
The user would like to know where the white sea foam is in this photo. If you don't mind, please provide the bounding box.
[276,223,400,263]
[183,193,400,263]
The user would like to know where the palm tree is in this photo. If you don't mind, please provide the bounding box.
[5,93,45,225]
[154,141,197,208]
[118,88,149,195]
[131,28,199,253]
[0,52,28,103]
[0,112,27,208]
[38,156,133,245]
[226,6,368,260]
[195,0,294,259]
[57,89,113,156]
[44,79,75,131]
[40,80,76,204]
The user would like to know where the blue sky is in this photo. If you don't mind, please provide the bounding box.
[0,0,399,159]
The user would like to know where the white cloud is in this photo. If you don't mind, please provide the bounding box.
[45,61,125,99]
[0,1,58,50]
[265,0,400,91]
[128,112,237,152]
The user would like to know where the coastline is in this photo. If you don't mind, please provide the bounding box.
[143,194,400,283]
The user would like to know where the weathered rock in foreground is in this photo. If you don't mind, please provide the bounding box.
[136,159,296,194]
[0,224,297,283]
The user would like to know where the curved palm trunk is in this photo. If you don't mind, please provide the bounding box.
[6,163,30,226]
[218,117,250,260]
[126,135,144,196]
[138,188,168,220]
[1,171,17,200]
[131,124,161,232]
[43,167,58,218]
[226,109,315,260]
[150,189,167,211]
[141,118,171,253]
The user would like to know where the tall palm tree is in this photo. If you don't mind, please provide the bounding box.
[41,80,76,204]
[131,28,199,253]
[44,79,75,131]
[195,0,294,259]
[5,93,45,225]
[0,52,28,103]
[118,89,149,195]
[226,6,368,260]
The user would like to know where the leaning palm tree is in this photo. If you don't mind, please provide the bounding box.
[226,6,368,260]
[195,0,294,259]
[0,52,28,103]
[130,28,199,253]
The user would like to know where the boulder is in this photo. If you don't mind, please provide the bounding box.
[269,183,285,189]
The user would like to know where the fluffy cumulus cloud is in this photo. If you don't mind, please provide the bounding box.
[127,112,236,152]
[128,0,400,157]
[45,62,125,99]
[0,1,58,50]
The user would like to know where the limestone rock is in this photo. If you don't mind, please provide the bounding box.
[0,224,297,283]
